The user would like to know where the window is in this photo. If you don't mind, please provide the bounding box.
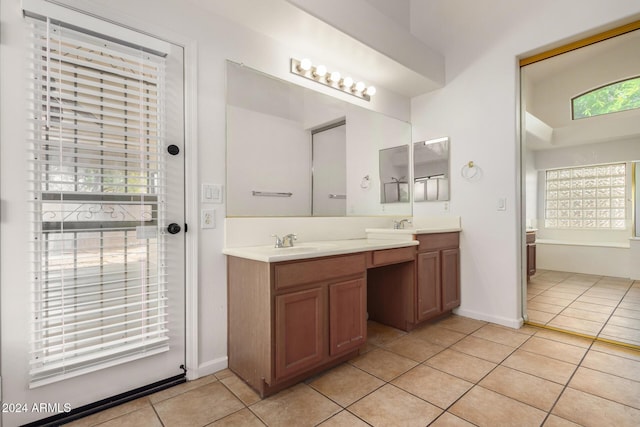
[544,163,626,229]
[28,17,169,386]
[572,76,640,119]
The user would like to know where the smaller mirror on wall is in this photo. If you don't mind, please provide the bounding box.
[414,137,450,202]
[379,145,410,203]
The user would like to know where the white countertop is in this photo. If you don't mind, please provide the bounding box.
[223,238,419,263]
[364,227,462,242]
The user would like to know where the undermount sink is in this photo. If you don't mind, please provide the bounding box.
[253,242,339,254]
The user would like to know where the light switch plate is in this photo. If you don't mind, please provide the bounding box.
[202,184,223,203]
[497,197,506,211]
[201,209,216,229]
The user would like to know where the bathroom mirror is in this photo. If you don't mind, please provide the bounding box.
[413,137,450,202]
[226,61,412,217]
[379,145,410,203]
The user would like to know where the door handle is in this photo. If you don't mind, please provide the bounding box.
[167,223,181,234]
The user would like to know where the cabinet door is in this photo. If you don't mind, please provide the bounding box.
[329,278,366,356]
[442,248,461,311]
[275,287,325,380]
[417,251,441,321]
[527,243,536,277]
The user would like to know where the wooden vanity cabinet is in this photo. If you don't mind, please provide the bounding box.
[526,231,536,279]
[228,253,366,397]
[415,232,460,322]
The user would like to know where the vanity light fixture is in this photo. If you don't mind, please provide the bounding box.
[290,57,375,101]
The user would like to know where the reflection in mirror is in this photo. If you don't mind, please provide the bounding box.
[379,145,409,203]
[413,137,450,202]
[226,61,412,217]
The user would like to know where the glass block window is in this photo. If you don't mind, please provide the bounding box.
[545,163,626,229]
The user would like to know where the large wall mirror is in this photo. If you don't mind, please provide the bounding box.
[413,137,450,202]
[226,61,412,217]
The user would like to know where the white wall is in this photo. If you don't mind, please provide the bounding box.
[226,106,312,216]
[411,1,640,327]
[0,0,411,384]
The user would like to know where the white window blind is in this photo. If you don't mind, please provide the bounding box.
[544,163,626,229]
[27,17,169,387]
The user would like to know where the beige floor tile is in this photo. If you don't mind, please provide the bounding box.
[583,288,626,300]
[502,349,577,384]
[568,301,615,314]
[392,364,473,409]
[614,307,640,320]
[97,406,161,427]
[606,315,640,329]
[436,315,488,334]
[348,348,418,381]
[471,324,531,347]
[429,412,476,426]
[552,388,640,427]
[527,301,566,314]
[543,414,583,426]
[527,309,556,324]
[533,328,594,348]
[308,363,384,407]
[479,366,564,411]
[619,301,640,311]
[530,295,575,307]
[149,375,218,404]
[348,384,442,427]
[250,384,340,427]
[590,341,640,362]
[559,307,611,323]
[220,373,262,406]
[425,349,497,383]
[581,348,640,382]
[317,410,369,427]
[575,295,619,307]
[541,290,580,301]
[519,336,587,364]
[449,386,546,427]
[451,335,515,363]
[214,369,236,380]
[209,408,264,427]
[383,334,445,362]
[154,381,244,426]
[599,324,640,345]
[366,321,406,346]
[65,398,152,427]
[569,367,640,409]
[410,324,467,347]
[547,315,603,336]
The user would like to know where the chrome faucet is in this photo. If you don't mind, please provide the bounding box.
[272,233,297,248]
[393,219,412,229]
[282,233,297,247]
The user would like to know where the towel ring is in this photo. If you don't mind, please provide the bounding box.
[461,161,479,180]
[360,175,371,189]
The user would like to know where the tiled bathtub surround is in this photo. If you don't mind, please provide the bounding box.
[66,315,640,426]
[527,269,640,347]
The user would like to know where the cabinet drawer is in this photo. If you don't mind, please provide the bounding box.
[417,232,459,252]
[526,232,536,244]
[274,253,366,290]
[370,246,416,267]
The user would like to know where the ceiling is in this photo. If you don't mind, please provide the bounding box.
[521,28,640,151]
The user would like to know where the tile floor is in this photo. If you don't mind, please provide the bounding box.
[527,269,640,347]
[65,315,640,426]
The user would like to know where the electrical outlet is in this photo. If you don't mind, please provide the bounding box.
[201,209,216,229]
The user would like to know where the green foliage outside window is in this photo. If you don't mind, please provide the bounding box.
[572,76,640,119]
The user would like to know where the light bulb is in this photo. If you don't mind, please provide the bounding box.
[328,71,341,83]
[354,81,366,92]
[313,64,327,78]
[364,86,376,96]
[298,58,312,72]
[341,76,353,89]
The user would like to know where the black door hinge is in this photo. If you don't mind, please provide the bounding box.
[184,223,188,233]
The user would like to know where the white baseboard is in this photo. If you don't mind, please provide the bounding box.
[192,356,228,379]
[454,308,524,329]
